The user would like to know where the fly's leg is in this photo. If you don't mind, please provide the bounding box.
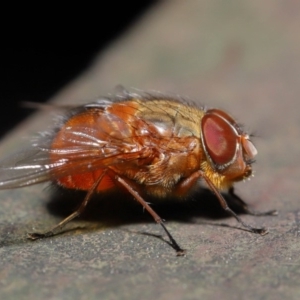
[28,170,108,240]
[202,173,269,235]
[176,170,271,235]
[110,171,185,256]
[228,187,278,216]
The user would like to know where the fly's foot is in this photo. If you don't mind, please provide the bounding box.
[27,231,54,240]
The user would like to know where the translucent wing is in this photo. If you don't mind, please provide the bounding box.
[0,146,56,188]
[0,98,145,189]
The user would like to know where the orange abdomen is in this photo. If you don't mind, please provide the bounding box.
[56,169,115,191]
[49,101,141,192]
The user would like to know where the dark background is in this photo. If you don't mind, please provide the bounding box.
[0,2,158,138]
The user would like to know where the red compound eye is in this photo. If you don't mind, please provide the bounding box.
[201,110,238,167]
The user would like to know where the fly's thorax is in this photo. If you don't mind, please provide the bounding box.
[109,98,206,194]
[132,99,205,139]
[116,136,202,189]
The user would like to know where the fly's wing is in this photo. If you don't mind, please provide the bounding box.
[0,98,147,190]
[0,144,58,188]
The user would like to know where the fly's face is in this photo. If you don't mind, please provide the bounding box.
[201,109,257,182]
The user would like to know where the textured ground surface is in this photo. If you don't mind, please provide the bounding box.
[1,1,300,299]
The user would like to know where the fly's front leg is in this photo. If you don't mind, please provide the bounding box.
[175,170,270,235]
[174,170,203,197]
[202,174,268,235]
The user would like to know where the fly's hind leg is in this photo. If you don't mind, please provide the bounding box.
[28,171,107,240]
